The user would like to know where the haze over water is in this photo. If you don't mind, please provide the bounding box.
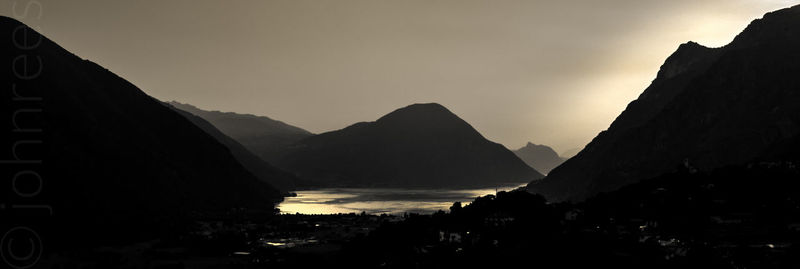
[278,185,526,215]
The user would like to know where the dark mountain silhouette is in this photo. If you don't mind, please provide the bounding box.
[529,5,800,202]
[0,16,282,246]
[165,103,301,192]
[168,101,312,163]
[276,103,543,188]
[513,142,565,174]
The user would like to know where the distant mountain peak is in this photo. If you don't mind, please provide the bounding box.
[523,141,543,147]
[520,142,558,154]
[514,143,564,175]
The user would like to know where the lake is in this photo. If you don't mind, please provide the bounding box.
[278,184,526,215]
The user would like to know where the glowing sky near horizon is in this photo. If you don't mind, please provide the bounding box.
[3,0,798,153]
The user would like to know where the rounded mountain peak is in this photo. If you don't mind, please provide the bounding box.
[383,103,450,115]
[376,103,461,124]
[362,102,486,141]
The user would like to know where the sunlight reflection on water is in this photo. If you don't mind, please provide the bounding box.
[278,184,526,215]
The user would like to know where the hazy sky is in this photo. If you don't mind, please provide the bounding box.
[3,0,797,152]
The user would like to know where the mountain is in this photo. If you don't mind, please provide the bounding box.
[168,101,312,163]
[276,103,543,188]
[560,148,582,159]
[529,5,800,202]
[0,17,282,246]
[165,103,301,192]
[513,142,565,174]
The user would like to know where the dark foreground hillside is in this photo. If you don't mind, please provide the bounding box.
[1,16,283,250]
[26,160,798,268]
[334,161,800,269]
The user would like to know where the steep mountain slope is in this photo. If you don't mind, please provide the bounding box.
[513,142,565,174]
[529,5,800,202]
[276,103,543,188]
[166,103,301,192]
[0,16,282,245]
[168,101,312,163]
[560,148,582,159]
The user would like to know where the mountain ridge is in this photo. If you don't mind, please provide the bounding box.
[529,5,800,202]
[165,102,301,192]
[277,103,543,188]
[168,101,312,163]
